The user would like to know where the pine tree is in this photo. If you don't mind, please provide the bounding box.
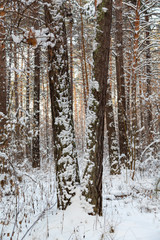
[32,45,40,168]
[115,0,130,168]
[82,0,112,216]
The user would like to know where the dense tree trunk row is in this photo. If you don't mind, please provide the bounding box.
[0,0,159,216]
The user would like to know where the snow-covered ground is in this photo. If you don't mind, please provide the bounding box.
[26,186,160,240]
[0,164,160,240]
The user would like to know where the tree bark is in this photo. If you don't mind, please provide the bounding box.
[32,46,40,168]
[131,0,140,176]
[26,46,31,161]
[106,72,120,174]
[44,1,80,210]
[115,0,130,168]
[145,11,153,144]
[83,0,112,216]
[0,4,7,173]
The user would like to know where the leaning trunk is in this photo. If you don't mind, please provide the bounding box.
[83,0,112,216]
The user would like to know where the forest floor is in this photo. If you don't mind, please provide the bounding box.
[0,159,160,240]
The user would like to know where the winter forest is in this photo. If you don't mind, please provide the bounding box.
[0,0,160,239]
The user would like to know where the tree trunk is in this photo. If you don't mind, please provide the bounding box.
[32,46,40,168]
[44,1,80,210]
[7,42,12,109]
[115,0,130,168]
[83,0,112,216]
[0,5,7,173]
[69,0,74,111]
[14,43,19,112]
[106,69,120,174]
[145,11,153,144]
[79,0,89,105]
[79,39,87,113]
[130,0,140,177]
[26,46,31,161]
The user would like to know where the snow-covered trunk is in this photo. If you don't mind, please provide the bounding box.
[14,43,19,112]
[0,6,7,173]
[32,46,40,168]
[106,81,120,175]
[44,2,79,210]
[82,0,112,216]
[26,46,31,161]
[105,43,120,174]
[145,12,153,145]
